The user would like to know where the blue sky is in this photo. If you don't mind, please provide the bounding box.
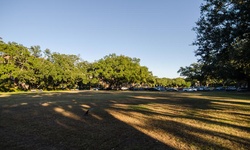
[0,0,202,78]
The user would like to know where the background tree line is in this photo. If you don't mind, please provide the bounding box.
[178,0,250,90]
[0,39,190,92]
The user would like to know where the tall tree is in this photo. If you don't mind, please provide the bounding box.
[50,53,81,89]
[93,54,153,88]
[178,63,205,86]
[0,42,33,91]
[193,0,250,88]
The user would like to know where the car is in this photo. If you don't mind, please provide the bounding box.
[155,86,166,91]
[226,86,237,91]
[121,87,129,90]
[166,88,178,92]
[237,87,248,92]
[92,87,100,91]
[197,87,204,91]
[183,88,197,92]
[129,87,145,91]
[145,87,160,91]
[214,86,225,91]
[197,86,210,91]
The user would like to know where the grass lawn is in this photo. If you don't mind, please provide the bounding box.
[0,91,250,150]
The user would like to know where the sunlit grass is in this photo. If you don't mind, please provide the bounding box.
[0,91,249,149]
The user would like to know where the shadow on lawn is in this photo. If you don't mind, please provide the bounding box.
[199,91,250,100]
[0,91,250,149]
[0,92,173,150]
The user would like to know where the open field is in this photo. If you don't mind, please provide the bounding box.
[0,91,250,150]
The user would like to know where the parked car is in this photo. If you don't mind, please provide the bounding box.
[237,87,248,92]
[183,87,197,92]
[166,88,178,92]
[92,87,100,91]
[226,86,237,91]
[197,86,210,91]
[120,87,129,90]
[154,86,166,91]
[147,87,160,91]
[214,86,225,91]
[129,87,145,91]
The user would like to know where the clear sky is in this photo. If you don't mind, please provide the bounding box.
[0,0,202,78]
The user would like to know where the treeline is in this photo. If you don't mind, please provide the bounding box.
[0,40,190,92]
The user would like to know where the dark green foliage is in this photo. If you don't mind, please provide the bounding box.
[1,38,193,91]
[178,63,204,85]
[1,41,178,91]
[0,41,87,91]
[194,0,250,80]
[92,54,155,88]
[179,0,250,88]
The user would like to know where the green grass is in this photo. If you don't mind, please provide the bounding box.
[0,91,250,150]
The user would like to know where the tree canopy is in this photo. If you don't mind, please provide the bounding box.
[0,40,187,92]
[179,0,250,89]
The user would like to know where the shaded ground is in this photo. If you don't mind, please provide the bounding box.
[0,91,250,150]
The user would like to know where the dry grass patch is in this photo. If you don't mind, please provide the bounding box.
[0,91,250,150]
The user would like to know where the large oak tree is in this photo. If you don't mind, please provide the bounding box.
[193,0,250,88]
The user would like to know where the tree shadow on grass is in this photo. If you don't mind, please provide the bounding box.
[0,91,249,149]
[123,91,250,149]
[0,91,174,150]
[145,118,250,150]
[199,91,250,100]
